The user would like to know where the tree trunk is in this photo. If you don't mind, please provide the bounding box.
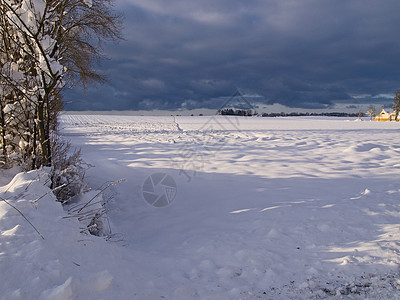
[37,97,50,166]
[31,107,37,169]
[45,100,52,165]
[0,101,7,164]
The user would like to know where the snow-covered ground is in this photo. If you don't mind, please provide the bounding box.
[2,115,400,299]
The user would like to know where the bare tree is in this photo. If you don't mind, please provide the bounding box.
[57,0,123,86]
[393,90,400,121]
[366,105,376,121]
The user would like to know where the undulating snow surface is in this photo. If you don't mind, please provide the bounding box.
[2,115,400,299]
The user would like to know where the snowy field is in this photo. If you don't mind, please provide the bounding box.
[2,114,400,299]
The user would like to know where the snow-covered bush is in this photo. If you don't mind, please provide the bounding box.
[50,135,89,203]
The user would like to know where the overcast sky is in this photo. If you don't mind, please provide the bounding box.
[64,0,400,111]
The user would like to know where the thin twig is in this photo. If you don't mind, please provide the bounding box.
[0,196,44,240]
[76,179,125,213]
[31,183,67,205]
[69,199,104,213]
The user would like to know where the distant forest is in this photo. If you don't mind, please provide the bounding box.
[218,108,364,118]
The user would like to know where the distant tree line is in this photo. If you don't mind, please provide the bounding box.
[218,108,256,116]
[262,112,364,117]
[217,108,365,118]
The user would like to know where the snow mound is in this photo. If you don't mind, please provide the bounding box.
[0,169,119,299]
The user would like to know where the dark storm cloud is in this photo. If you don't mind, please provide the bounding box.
[65,0,400,110]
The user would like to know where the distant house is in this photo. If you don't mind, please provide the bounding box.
[374,109,390,121]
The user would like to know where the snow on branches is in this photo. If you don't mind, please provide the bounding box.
[0,0,121,169]
[0,0,66,168]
